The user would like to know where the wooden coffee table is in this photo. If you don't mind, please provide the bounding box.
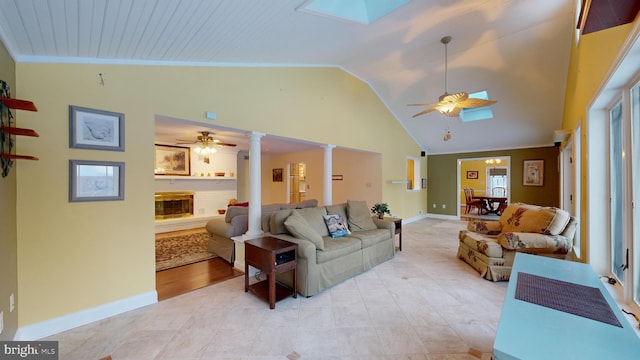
[244,236,297,309]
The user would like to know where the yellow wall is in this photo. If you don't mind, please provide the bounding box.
[459,160,487,200]
[262,148,382,207]
[561,20,638,261]
[14,63,425,327]
[0,38,18,340]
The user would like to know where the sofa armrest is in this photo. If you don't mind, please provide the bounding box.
[206,214,248,238]
[467,220,502,235]
[372,217,395,238]
[497,232,572,254]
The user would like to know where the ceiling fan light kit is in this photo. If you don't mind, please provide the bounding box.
[176,131,237,152]
[409,36,497,119]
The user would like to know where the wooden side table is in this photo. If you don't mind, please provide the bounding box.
[390,218,402,251]
[244,236,297,309]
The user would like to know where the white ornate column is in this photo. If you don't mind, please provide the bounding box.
[233,131,265,271]
[246,131,265,237]
[323,144,335,206]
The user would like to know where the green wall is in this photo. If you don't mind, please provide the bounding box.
[427,146,560,215]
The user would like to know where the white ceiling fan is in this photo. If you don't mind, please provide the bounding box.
[176,131,237,154]
[409,36,497,118]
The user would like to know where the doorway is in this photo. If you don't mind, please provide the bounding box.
[458,156,511,217]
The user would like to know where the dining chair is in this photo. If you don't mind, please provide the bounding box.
[464,188,483,214]
[492,187,507,197]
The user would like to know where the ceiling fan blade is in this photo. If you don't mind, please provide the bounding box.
[175,139,197,144]
[458,98,497,109]
[215,142,237,147]
[411,107,438,118]
[442,107,461,117]
[408,102,438,107]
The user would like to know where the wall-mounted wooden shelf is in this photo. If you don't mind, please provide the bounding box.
[0,94,39,173]
[1,126,39,137]
[0,97,38,111]
[1,154,39,160]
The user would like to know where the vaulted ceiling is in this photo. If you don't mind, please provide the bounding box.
[0,0,581,154]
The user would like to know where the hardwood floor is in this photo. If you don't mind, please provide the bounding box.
[155,258,243,301]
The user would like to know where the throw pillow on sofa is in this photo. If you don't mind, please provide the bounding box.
[323,214,351,238]
[346,200,377,231]
[284,210,325,250]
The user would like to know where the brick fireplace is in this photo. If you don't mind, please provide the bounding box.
[154,191,195,219]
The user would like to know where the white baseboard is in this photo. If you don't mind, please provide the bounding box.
[424,213,459,221]
[402,214,429,224]
[14,291,158,341]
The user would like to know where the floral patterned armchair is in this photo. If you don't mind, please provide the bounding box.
[457,202,578,281]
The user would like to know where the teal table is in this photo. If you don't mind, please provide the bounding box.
[494,253,640,359]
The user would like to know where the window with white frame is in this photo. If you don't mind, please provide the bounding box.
[586,28,640,314]
[632,81,640,304]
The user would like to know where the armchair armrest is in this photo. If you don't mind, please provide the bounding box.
[467,220,502,235]
[497,232,572,254]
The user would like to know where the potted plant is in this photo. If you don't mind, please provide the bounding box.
[371,202,391,219]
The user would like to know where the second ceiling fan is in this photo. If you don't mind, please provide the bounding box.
[177,131,236,147]
[409,36,497,118]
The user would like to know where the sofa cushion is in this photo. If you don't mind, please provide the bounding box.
[295,207,330,237]
[225,205,248,223]
[316,236,362,264]
[346,200,377,231]
[295,199,319,209]
[284,210,324,250]
[348,229,390,248]
[499,203,570,235]
[269,209,293,235]
[326,203,348,220]
[458,230,503,258]
[323,214,351,238]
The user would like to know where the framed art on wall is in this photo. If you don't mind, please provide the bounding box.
[466,170,479,179]
[154,145,190,175]
[69,105,125,151]
[523,159,544,186]
[273,168,283,182]
[69,160,124,202]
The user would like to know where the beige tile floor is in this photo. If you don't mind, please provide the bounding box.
[44,218,508,359]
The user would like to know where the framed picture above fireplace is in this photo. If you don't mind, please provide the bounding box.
[154,145,190,176]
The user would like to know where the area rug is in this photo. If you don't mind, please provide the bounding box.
[156,228,217,271]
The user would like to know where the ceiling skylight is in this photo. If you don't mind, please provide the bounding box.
[460,91,495,122]
[297,0,410,24]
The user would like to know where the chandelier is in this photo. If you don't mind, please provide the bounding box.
[194,144,217,155]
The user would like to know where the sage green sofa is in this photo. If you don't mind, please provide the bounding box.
[265,200,396,297]
[205,199,318,264]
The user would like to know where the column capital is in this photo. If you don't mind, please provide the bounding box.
[248,131,266,140]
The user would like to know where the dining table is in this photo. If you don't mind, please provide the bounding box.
[472,195,508,215]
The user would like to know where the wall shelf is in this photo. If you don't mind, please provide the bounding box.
[155,176,236,180]
[1,88,39,177]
